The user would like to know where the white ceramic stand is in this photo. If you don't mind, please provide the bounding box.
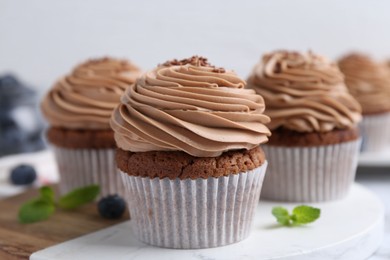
[31,184,384,260]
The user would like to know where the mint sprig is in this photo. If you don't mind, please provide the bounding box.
[272,205,320,226]
[19,196,55,223]
[18,185,100,224]
[58,185,100,210]
[40,186,55,204]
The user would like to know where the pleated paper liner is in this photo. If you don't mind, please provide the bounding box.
[120,162,268,249]
[360,112,390,152]
[261,139,361,202]
[53,147,126,199]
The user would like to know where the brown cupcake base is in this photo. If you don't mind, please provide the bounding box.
[47,127,116,149]
[362,108,390,116]
[116,146,266,180]
[267,127,360,147]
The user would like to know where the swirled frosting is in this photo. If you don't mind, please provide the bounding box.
[338,53,390,114]
[110,56,271,157]
[247,50,361,132]
[41,57,141,129]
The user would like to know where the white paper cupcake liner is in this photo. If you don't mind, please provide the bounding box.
[360,112,390,152]
[120,162,267,249]
[53,146,125,198]
[261,139,361,202]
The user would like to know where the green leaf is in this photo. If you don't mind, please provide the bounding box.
[292,205,321,225]
[39,186,55,204]
[272,207,291,226]
[19,198,55,223]
[58,185,100,210]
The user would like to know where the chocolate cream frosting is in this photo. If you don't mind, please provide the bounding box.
[247,50,362,133]
[41,57,141,129]
[338,53,390,114]
[110,56,271,157]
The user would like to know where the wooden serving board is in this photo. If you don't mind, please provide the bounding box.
[0,186,128,260]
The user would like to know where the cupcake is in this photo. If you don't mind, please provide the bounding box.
[338,53,390,152]
[110,56,271,249]
[247,50,362,202]
[41,57,141,197]
[0,74,45,156]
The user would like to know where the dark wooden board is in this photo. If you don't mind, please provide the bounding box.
[0,186,128,259]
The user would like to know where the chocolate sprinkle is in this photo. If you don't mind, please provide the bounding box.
[161,56,226,73]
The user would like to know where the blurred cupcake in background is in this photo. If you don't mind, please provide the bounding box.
[247,50,362,202]
[41,57,141,197]
[111,56,270,248]
[338,53,390,152]
[0,74,45,157]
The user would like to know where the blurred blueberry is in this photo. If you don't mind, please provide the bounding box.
[10,164,37,185]
[98,195,126,219]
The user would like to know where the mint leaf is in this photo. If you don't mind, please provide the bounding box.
[58,185,100,210]
[272,207,290,226]
[292,205,320,225]
[272,205,321,227]
[39,186,55,204]
[18,184,100,224]
[19,198,55,223]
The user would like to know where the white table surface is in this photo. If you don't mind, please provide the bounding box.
[356,167,390,260]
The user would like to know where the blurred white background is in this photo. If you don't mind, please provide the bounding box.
[1,0,390,94]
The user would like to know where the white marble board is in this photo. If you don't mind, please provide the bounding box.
[31,184,384,260]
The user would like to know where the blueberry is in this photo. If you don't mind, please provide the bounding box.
[10,164,37,185]
[98,195,126,219]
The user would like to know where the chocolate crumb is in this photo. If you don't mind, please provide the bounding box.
[212,67,226,73]
[161,56,226,73]
[162,56,210,67]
